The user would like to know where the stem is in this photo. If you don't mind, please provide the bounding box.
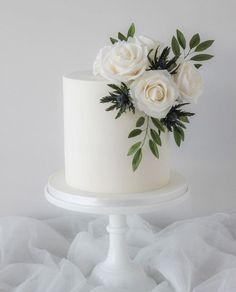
[184,49,194,59]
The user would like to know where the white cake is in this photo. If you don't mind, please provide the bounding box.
[63,71,170,193]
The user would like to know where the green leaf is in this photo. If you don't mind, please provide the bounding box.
[178,127,185,141]
[195,40,214,52]
[127,23,135,38]
[173,127,182,147]
[128,129,142,138]
[182,111,195,117]
[179,116,189,123]
[151,117,165,132]
[176,121,186,129]
[106,105,116,111]
[110,37,118,44]
[149,139,159,158]
[190,54,214,61]
[189,33,200,49]
[127,142,141,156]
[118,32,127,41]
[194,64,202,69]
[132,148,142,171]
[107,84,121,91]
[176,29,186,49]
[171,36,180,56]
[136,117,145,127]
[150,129,162,146]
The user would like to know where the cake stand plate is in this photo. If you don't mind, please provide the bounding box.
[45,170,189,292]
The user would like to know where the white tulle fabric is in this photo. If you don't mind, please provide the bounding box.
[0,213,236,292]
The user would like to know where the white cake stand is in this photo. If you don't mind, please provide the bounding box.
[45,170,189,292]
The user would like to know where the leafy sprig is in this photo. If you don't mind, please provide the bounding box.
[100,83,135,119]
[161,103,195,147]
[110,23,135,44]
[147,47,179,74]
[127,116,165,171]
[171,29,214,69]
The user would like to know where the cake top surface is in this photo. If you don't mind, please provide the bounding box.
[64,71,105,82]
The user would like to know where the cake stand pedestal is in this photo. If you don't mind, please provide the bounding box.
[45,171,189,292]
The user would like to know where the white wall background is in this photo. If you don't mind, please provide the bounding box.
[0,0,235,226]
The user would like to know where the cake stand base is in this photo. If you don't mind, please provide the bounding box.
[45,170,189,291]
[89,214,156,291]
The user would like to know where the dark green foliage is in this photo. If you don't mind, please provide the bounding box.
[127,23,135,38]
[136,116,145,127]
[110,37,118,44]
[195,40,214,52]
[189,34,200,49]
[132,148,142,171]
[100,83,135,119]
[171,30,214,68]
[176,29,186,49]
[147,47,179,74]
[149,139,159,158]
[171,36,180,56]
[128,129,142,138]
[194,64,202,69]
[161,103,194,147]
[127,142,142,156]
[110,23,136,44]
[151,117,165,132]
[150,129,161,146]
[128,116,165,171]
[190,54,214,61]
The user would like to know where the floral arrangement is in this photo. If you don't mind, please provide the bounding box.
[93,24,214,171]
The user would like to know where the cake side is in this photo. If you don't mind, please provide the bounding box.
[63,71,170,194]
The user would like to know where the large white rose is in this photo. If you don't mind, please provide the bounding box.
[174,61,204,103]
[135,35,165,54]
[93,38,148,82]
[130,70,178,119]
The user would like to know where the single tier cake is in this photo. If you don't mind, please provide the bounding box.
[62,24,214,194]
[63,71,170,193]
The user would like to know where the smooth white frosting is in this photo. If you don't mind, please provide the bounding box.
[63,71,170,193]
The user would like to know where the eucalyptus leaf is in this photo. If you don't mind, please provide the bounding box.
[149,139,159,158]
[194,64,202,69]
[195,40,214,52]
[176,29,186,49]
[110,37,118,44]
[118,32,127,41]
[150,129,162,146]
[171,36,180,56]
[189,33,200,49]
[127,23,135,38]
[127,142,141,156]
[132,148,142,171]
[136,117,145,127]
[190,54,214,61]
[151,117,165,132]
[173,127,182,147]
[179,116,189,123]
[176,121,186,129]
[179,128,185,141]
[128,129,142,138]
[175,126,185,141]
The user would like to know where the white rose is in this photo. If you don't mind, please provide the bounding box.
[130,70,178,119]
[135,35,165,53]
[174,61,204,103]
[93,38,148,82]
